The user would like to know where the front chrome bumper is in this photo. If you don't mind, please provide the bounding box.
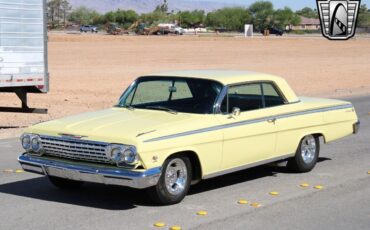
[18,154,161,189]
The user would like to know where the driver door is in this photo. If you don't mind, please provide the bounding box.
[216,82,277,171]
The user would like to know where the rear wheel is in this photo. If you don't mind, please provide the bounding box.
[288,135,320,172]
[147,156,191,205]
[48,176,84,189]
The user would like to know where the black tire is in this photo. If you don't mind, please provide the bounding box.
[147,156,192,205]
[48,176,84,189]
[288,135,320,173]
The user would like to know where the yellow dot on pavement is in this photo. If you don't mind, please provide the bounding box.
[15,169,24,173]
[269,191,279,196]
[300,183,310,187]
[367,171,370,174]
[153,222,166,227]
[314,185,324,190]
[250,202,262,208]
[170,226,182,230]
[197,211,207,216]
[238,199,248,204]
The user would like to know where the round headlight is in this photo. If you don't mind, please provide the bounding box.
[110,146,124,162]
[107,144,137,166]
[21,134,31,150]
[122,146,137,164]
[31,135,43,153]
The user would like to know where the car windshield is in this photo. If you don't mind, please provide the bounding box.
[117,77,223,114]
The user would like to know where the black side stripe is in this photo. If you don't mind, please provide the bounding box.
[143,104,353,143]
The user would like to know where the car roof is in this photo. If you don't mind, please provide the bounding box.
[145,70,282,85]
[144,70,299,103]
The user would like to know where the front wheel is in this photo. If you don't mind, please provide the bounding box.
[288,135,320,172]
[147,156,192,205]
[48,176,84,189]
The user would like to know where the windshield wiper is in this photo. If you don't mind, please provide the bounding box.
[115,104,135,110]
[145,106,177,114]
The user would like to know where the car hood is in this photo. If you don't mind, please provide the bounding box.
[27,108,210,146]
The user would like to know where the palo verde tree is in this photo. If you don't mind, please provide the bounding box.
[68,6,100,25]
[296,7,319,19]
[177,10,205,27]
[48,0,71,28]
[358,4,370,28]
[206,7,252,31]
[249,1,274,31]
[273,7,300,30]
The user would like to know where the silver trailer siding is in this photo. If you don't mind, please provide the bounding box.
[0,0,48,93]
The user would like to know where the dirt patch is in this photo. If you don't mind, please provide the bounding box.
[1,33,370,138]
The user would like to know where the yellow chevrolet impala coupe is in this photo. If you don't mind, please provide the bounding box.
[18,70,359,205]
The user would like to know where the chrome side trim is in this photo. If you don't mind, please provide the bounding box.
[203,153,295,179]
[144,104,353,143]
[18,154,161,189]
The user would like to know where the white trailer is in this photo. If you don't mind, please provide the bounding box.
[0,0,48,113]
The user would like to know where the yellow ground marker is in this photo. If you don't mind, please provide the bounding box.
[250,202,262,208]
[153,222,166,227]
[367,171,370,174]
[300,183,310,188]
[170,225,182,230]
[314,185,324,190]
[269,191,279,196]
[15,169,24,173]
[238,199,248,204]
[196,211,207,216]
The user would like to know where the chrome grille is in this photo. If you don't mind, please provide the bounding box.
[40,136,112,164]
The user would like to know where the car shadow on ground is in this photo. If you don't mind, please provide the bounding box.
[0,157,331,209]
[189,157,332,195]
[0,176,146,210]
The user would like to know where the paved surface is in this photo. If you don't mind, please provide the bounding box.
[0,96,369,230]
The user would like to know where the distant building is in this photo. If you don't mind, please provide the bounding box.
[288,16,321,31]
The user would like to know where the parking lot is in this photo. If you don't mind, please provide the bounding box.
[0,96,369,230]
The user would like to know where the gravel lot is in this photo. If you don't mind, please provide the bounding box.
[1,33,370,138]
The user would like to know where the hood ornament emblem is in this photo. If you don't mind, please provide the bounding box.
[59,133,88,139]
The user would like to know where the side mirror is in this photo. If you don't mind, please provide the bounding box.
[232,107,241,116]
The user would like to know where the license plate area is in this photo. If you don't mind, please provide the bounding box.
[46,167,81,180]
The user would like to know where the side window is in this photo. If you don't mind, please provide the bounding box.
[262,83,285,107]
[131,80,172,105]
[171,80,193,100]
[222,83,263,113]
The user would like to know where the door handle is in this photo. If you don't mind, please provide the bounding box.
[267,118,277,123]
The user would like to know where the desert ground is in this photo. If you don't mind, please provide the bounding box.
[1,33,370,138]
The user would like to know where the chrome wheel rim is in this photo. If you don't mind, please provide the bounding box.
[301,135,316,164]
[164,158,187,196]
